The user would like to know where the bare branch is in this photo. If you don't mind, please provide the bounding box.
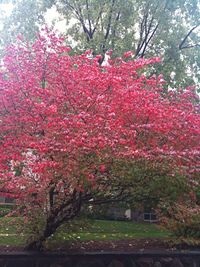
[179,25,200,50]
[135,1,169,57]
[91,7,104,36]
[180,43,200,50]
[136,14,159,58]
[140,22,159,58]
[62,0,104,42]
[104,0,115,42]
[85,0,92,34]
[111,11,121,49]
[135,12,147,56]
[86,189,128,205]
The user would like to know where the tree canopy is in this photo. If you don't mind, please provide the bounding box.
[0,30,199,250]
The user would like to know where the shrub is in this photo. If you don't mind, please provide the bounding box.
[159,201,200,244]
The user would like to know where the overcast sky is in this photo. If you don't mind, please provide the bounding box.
[0,3,67,32]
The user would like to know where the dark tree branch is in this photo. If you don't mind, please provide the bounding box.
[140,22,159,58]
[104,0,115,42]
[99,0,118,64]
[85,0,92,34]
[179,25,200,50]
[91,9,102,36]
[62,0,103,42]
[86,189,128,205]
[111,11,121,50]
[75,2,92,40]
[179,43,200,50]
[62,1,91,41]
[135,12,147,56]
[25,190,82,251]
[135,1,169,58]
[136,14,159,58]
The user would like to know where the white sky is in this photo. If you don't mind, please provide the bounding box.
[0,3,13,16]
[0,3,67,33]
[44,5,67,33]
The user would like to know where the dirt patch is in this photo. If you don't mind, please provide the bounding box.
[60,238,172,252]
[0,238,172,252]
[6,238,199,253]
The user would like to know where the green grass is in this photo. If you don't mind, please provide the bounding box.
[0,217,19,233]
[0,217,170,247]
[0,217,25,246]
[54,219,170,241]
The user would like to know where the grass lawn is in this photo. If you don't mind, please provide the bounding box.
[0,217,170,247]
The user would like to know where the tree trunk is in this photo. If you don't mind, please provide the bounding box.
[25,238,45,251]
[25,221,56,251]
[25,192,82,251]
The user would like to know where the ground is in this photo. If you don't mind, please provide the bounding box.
[1,217,196,253]
[0,218,172,252]
[53,238,170,252]
[0,238,171,252]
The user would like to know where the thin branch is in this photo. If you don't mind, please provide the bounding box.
[63,0,103,41]
[111,11,121,49]
[179,25,200,50]
[104,0,115,42]
[91,7,103,36]
[179,43,200,50]
[86,190,128,205]
[64,0,91,41]
[135,13,146,56]
[135,1,168,57]
[140,22,159,58]
[85,0,92,34]
[99,0,116,63]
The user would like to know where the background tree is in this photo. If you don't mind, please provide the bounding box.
[0,0,200,88]
[0,31,199,250]
[0,0,53,48]
[57,0,200,88]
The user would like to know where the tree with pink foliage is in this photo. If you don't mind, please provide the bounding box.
[0,30,199,250]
